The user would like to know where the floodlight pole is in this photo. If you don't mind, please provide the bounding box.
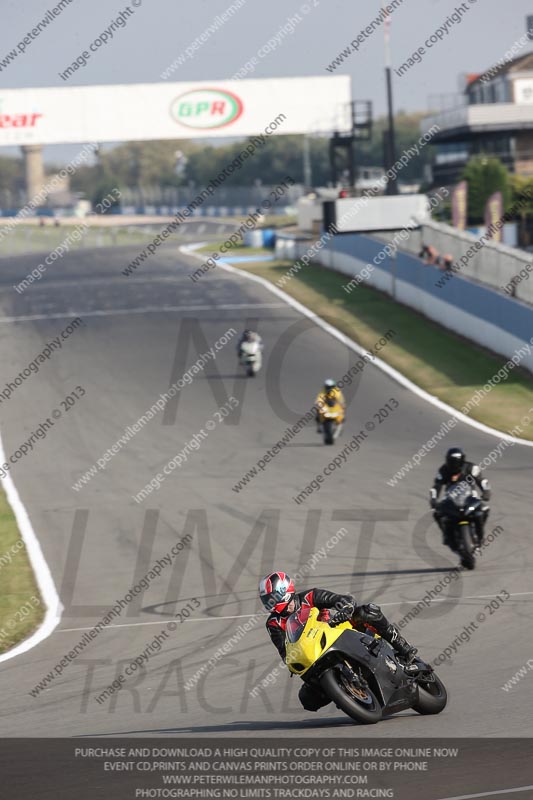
[383,0,398,195]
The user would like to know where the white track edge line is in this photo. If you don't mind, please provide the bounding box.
[0,434,62,664]
[181,243,533,448]
[435,786,533,800]
[54,590,533,634]
[0,303,286,323]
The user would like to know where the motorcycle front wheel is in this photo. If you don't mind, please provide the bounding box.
[323,419,335,445]
[458,524,476,570]
[320,667,382,724]
[412,671,448,715]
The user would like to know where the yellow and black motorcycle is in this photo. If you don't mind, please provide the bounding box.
[285,607,447,725]
[317,397,345,445]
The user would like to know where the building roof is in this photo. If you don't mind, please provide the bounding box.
[468,52,533,89]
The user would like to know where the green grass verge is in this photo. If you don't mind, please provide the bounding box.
[210,242,533,440]
[0,489,44,654]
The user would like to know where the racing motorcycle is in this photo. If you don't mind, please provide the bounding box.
[318,397,344,445]
[285,606,447,725]
[436,479,483,570]
[239,340,262,377]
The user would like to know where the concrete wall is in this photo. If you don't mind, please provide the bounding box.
[275,231,533,374]
[294,194,533,303]
[414,220,533,304]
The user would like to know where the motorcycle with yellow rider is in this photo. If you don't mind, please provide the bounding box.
[260,573,447,726]
[285,604,447,725]
[315,379,345,445]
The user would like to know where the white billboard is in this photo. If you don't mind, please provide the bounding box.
[0,76,352,146]
[329,195,431,233]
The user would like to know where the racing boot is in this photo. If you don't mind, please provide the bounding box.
[441,521,457,552]
[434,512,448,546]
[475,510,488,549]
[385,624,418,666]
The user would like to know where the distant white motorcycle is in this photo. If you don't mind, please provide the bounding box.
[239,340,262,377]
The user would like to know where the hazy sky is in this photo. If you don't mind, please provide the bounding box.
[0,0,529,162]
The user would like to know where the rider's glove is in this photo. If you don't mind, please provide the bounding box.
[331,602,355,626]
[429,488,437,509]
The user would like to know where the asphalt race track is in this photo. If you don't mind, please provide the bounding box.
[1,230,532,745]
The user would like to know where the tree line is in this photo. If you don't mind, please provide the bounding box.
[0,112,431,207]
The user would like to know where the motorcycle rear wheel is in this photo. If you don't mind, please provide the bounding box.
[412,672,448,715]
[320,667,382,724]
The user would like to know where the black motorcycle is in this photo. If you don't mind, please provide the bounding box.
[437,479,483,570]
[285,606,447,725]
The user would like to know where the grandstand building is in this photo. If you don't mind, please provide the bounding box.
[421,53,533,184]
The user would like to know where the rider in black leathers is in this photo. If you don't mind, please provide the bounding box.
[259,573,418,712]
[430,447,491,548]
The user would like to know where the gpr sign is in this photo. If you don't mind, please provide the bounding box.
[0,77,351,145]
[170,88,243,129]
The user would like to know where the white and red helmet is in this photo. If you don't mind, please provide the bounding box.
[259,571,295,613]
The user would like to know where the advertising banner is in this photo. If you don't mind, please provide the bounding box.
[451,180,468,230]
[484,190,504,242]
[0,76,352,146]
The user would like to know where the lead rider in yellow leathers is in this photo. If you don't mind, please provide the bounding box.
[315,378,345,432]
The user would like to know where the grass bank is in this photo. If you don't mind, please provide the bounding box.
[0,489,43,654]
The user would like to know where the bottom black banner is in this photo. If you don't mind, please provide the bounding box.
[2,738,533,800]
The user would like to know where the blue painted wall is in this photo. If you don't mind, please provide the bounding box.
[328,233,533,343]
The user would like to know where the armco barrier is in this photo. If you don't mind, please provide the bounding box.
[276,230,533,375]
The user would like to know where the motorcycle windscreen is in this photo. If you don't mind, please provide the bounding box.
[285,606,312,643]
[444,480,477,507]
